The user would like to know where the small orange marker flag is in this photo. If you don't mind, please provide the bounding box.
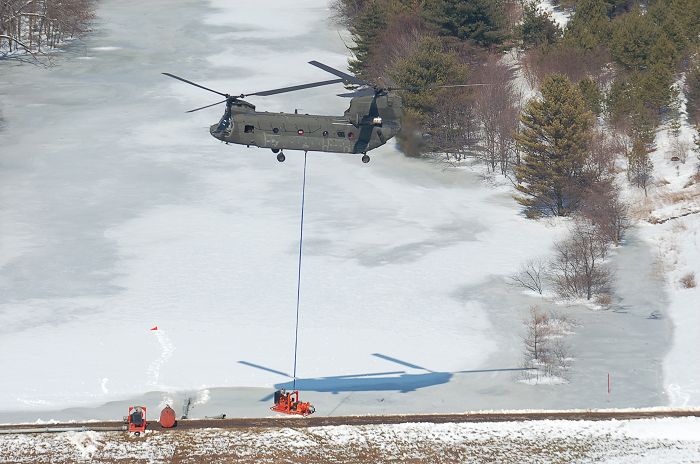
[150,326,158,331]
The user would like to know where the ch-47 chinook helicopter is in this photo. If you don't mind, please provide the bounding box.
[163,61,403,163]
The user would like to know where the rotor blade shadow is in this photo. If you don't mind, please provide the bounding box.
[372,353,431,372]
[238,361,291,378]
[454,367,538,374]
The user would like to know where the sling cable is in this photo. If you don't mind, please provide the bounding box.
[270,152,315,416]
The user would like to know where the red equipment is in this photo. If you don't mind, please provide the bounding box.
[127,406,147,436]
[270,389,315,416]
[159,405,177,428]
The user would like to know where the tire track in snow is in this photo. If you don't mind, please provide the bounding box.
[147,329,175,387]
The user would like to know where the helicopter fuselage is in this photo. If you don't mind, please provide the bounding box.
[210,94,402,156]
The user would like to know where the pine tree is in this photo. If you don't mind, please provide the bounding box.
[609,7,662,71]
[627,138,653,196]
[578,77,602,115]
[519,1,561,48]
[389,36,468,118]
[514,74,595,216]
[424,0,506,46]
[347,1,389,78]
[563,0,611,50]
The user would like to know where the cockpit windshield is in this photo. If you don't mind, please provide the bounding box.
[215,108,233,134]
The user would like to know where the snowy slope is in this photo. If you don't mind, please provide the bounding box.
[627,76,700,407]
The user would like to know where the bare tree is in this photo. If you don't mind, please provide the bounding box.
[580,180,630,246]
[551,219,612,300]
[627,138,654,196]
[521,307,574,382]
[521,45,611,91]
[523,306,551,363]
[586,128,620,181]
[1,0,94,60]
[427,88,479,163]
[509,259,547,294]
[472,56,520,175]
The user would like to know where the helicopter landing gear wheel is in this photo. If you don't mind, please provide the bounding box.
[272,148,280,154]
[277,152,286,162]
[362,154,370,164]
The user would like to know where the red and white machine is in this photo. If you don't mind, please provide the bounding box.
[127,406,147,435]
[270,389,315,416]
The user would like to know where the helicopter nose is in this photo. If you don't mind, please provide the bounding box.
[210,124,224,140]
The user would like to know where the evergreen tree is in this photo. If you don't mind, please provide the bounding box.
[519,2,561,48]
[609,7,679,72]
[563,0,610,50]
[347,0,389,78]
[627,138,653,195]
[424,0,506,46]
[514,74,595,216]
[389,36,469,118]
[578,77,602,115]
[687,65,700,126]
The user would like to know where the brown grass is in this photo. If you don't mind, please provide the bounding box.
[680,272,697,289]
[595,293,612,307]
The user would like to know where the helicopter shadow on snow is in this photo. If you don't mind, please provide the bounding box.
[239,353,530,401]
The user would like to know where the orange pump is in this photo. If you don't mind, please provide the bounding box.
[270,389,315,416]
[127,406,147,436]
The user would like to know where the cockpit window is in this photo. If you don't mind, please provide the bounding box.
[215,110,232,134]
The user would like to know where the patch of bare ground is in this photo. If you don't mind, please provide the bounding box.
[1,418,699,464]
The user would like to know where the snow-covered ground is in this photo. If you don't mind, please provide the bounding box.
[1,417,699,463]
[0,0,686,423]
[537,0,571,29]
[623,76,700,408]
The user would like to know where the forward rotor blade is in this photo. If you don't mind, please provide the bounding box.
[308,60,369,86]
[337,88,376,98]
[247,78,344,97]
[162,72,230,98]
[185,99,229,113]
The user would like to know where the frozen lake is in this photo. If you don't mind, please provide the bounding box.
[0,0,672,422]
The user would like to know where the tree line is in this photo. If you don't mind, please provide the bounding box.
[333,0,700,302]
[0,0,94,57]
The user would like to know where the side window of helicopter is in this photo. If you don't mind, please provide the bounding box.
[273,127,280,134]
[336,131,345,138]
[323,130,329,137]
[244,125,255,134]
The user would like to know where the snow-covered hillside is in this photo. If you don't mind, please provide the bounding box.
[628,78,700,408]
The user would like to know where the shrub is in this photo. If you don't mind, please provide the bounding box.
[680,272,696,289]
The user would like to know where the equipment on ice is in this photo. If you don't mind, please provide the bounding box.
[127,406,147,436]
[271,389,315,416]
[159,405,176,429]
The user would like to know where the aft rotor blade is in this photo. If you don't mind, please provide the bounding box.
[186,98,229,113]
[247,78,344,97]
[308,60,369,86]
[162,72,230,98]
